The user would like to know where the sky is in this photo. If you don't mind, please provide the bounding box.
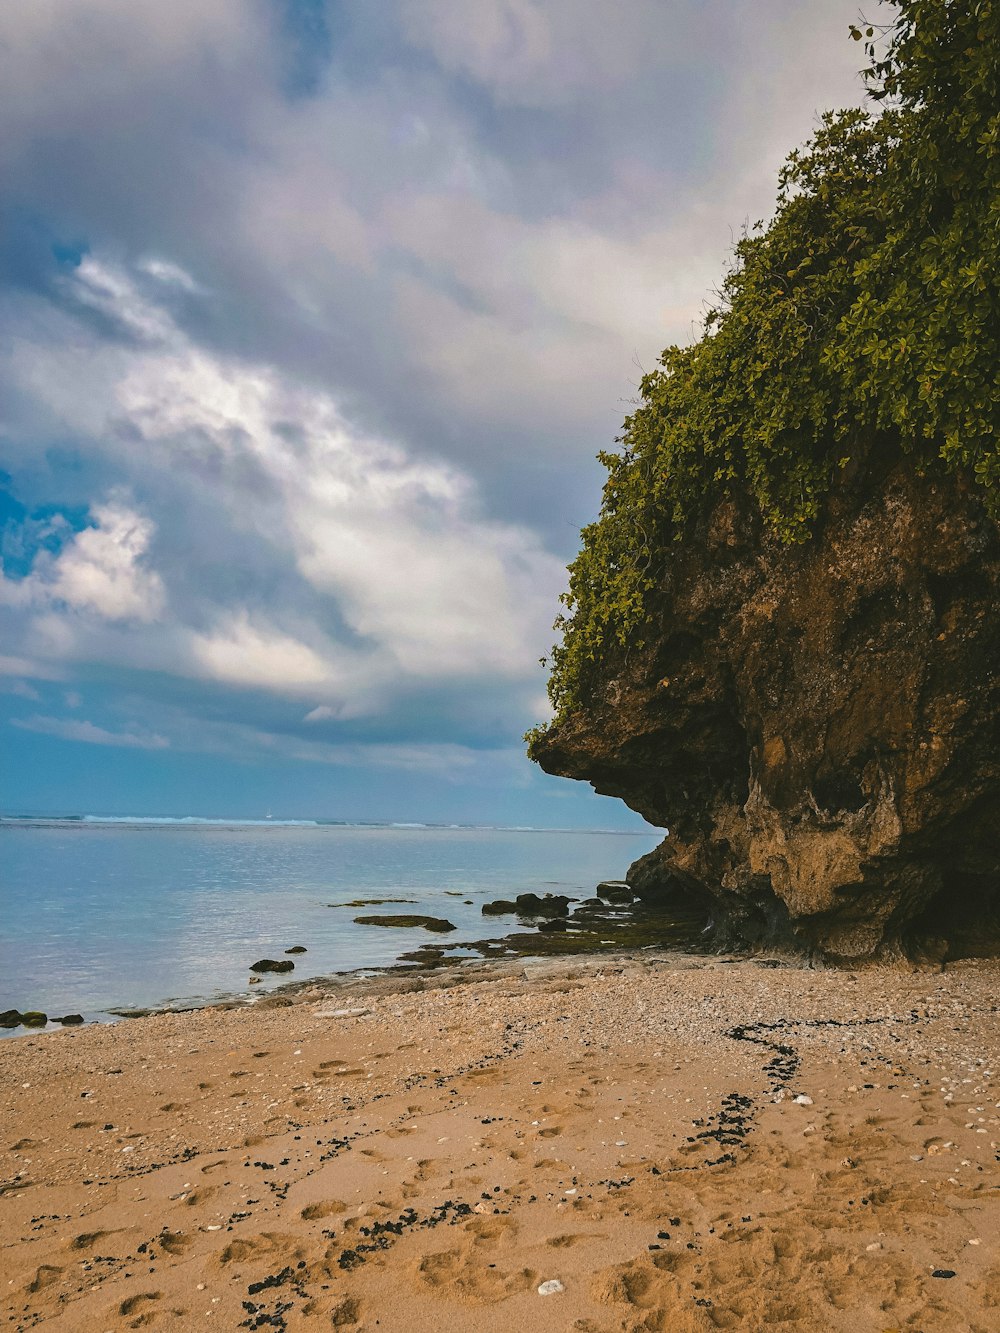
[0,0,887,826]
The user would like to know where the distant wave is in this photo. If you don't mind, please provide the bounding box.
[1,814,324,828]
[0,814,655,834]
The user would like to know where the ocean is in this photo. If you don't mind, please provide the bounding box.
[0,818,661,1028]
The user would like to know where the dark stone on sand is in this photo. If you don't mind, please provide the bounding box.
[21,1011,48,1027]
[0,1009,23,1028]
[284,946,307,954]
[55,1014,84,1025]
[482,899,518,916]
[353,914,457,933]
[932,1270,956,1279]
[250,958,295,974]
[514,892,571,918]
[597,882,635,903]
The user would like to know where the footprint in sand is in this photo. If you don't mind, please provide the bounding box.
[414,1249,536,1304]
[118,1290,161,1326]
[301,1200,347,1221]
[28,1265,62,1293]
[216,1232,300,1268]
[330,1295,363,1326]
[71,1230,115,1251]
[183,1186,216,1207]
[158,1231,192,1256]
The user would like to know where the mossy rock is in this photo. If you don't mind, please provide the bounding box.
[597,882,634,903]
[482,899,518,916]
[354,915,456,933]
[0,1009,23,1028]
[513,893,571,918]
[20,1011,48,1027]
[250,958,295,973]
[332,898,418,908]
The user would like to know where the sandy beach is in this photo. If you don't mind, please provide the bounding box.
[2,952,998,1332]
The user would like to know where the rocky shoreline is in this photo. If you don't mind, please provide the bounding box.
[0,880,708,1035]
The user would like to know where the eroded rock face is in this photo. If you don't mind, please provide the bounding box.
[533,454,1000,961]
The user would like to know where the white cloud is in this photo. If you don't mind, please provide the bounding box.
[65,256,176,342]
[48,499,165,621]
[133,705,499,774]
[0,654,64,680]
[190,614,341,693]
[1,679,41,700]
[138,257,203,292]
[3,260,563,718]
[398,0,675,107]
[1,495,165,623]
[12,713,169,749]
[304,705,337,722]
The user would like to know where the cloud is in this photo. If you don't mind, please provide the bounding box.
[1,493,165,622]
[46,498,165,621]
[13,713,169,749]
[0,654,64,680]
[190,614,340,693]
[397,0,688,108]
[1,679,41,700]
[1,258,564,735]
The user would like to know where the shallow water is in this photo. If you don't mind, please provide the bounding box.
[0,820,660,1024]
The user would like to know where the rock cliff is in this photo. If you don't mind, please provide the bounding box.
[532,451,1000,962]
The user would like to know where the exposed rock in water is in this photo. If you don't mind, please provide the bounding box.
[55,1014,84,1025]
[597,882,635,904]
[532,457,1000,962]
[482,899,518,916]
[353,915,457,933]
[250,958,295,974]
[512,893,572,918]
[0,1010,23,1028]
[20,1011,48,1027]
[284,946,307,954]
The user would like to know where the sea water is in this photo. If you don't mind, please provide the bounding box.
[0,819,661,1025]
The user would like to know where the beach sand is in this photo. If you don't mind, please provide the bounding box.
[2,952,998,1331]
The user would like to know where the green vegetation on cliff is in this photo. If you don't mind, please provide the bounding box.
[533,1,1000,730]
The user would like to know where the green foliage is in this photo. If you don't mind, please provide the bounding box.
[535,1,1000,732]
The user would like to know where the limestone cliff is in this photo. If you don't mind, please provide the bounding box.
[532,451,1000,962]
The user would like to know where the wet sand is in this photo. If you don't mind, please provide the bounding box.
[2,952,998,1331]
